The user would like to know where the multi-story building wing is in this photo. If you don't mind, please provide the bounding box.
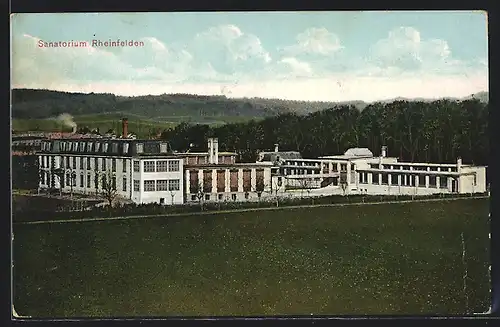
[259,145,487,197]
[37,137,184,205]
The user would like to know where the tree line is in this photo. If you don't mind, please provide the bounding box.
[161,99,489,166]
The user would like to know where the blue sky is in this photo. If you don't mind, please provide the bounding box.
[11,11,488,101]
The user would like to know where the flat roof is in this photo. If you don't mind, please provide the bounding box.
[175,151,237,156]
[185,162,273,169]
[356,168,475,176]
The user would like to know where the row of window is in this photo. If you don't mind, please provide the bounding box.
[40,171,129,192]
[140,179,181,192]
[137,160,180,173]
[39,156,181,174]
[374,164,458,172]
[358,172,453,189]
[40,156,128,173]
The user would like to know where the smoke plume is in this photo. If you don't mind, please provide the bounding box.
[57,113,77,133]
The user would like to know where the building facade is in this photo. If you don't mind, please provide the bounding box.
[35,127,487,206]
[259,146,487,198]
[37,138,184,205]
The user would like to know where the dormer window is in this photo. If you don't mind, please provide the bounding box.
[136,143,144,153]
[87,142,92,152]
[103,143,109,152]
[160,143,168,153]
[95,142,101,152]
[123,142,129,154]
[112,143,118,153]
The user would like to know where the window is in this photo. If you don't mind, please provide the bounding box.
[123,177,127,192]
[381,173,389,185]
[160,143,168,153]
[373,173,380,184]
[156,179,169,191]
[168,179,180,191]
[112,143,118,153]
[144,161,155,172]
[439,176,448,189]
[79,157,83,168]
[87,142,92,152]
[72,174,77,187]
[418,176,426,187]
[95,174,99,190]
[136,143,144,153]
[191,195,197,201]
[94,158,99,171]
[245,192,249,199]
[87,157,91,170]
[102,175,107,189]
[87,173,91,188]
[144,180,155,191]
[160,198,165,205]
[205,194,210,201]
[102,158,107,171]
[112,176,116,189]
[218,194,223,200]
[133,180,140,191]
[123,143,129,154]
[103,143,109,152]
[133,161,140,172]
[168,160,180,172]
[122,159,127,173]
[80,174,84,187]
[156,160,168,172]
[112,158,116,172]
[231,194,237,201]
[429,176,437,188]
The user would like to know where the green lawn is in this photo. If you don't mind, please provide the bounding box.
[12,198,491,317]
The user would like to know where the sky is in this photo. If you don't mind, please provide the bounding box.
[11,11,488,102]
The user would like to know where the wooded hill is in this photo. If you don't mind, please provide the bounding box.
[12,88,487,122]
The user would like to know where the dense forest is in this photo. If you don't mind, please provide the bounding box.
[161,99,489,166]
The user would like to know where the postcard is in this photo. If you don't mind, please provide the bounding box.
[11,11,491,318]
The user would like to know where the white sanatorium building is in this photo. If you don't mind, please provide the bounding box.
[37,126,487,205]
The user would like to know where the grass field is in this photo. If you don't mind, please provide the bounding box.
[12,198,491,317]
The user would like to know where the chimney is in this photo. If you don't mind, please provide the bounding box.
[208,138,214,164]
[274,144,279,153]
[457,157,462,170]
[213,138,219,164]
[381,146,387,158]
[122,118,128,138]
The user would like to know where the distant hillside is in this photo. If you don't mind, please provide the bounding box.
[11,88,488,123]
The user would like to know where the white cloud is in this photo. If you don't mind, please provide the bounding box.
[370,26,456,71]
[283,27,343,56]
[278,57,313,76]
[189,24,271,75]
[11,25,488,102]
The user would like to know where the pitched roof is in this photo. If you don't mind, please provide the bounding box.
[344,148,374,157]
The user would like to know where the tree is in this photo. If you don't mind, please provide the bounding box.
[340,173,348,196]
[190,182,205,211]
[99,170,118,207]
[169,190,176,205]
[268,177,282,207]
